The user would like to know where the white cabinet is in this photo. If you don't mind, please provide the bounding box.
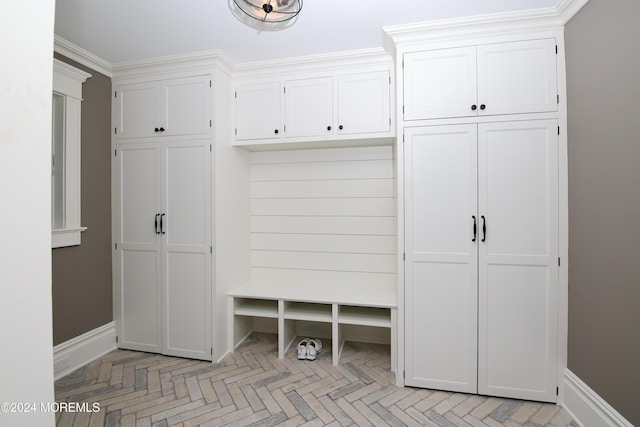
[284,76,333,138]
[113,139,212,360]
[114,75,212,139]
[404,120,559,402]
[338,71,391,135]
[403,39,557,120]
[235,81,282,140]
[234,70,391,144]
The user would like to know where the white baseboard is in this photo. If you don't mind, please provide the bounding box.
[561,369,633,427]
[53,322,116,380]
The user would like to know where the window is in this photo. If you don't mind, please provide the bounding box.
[51,59,91,248]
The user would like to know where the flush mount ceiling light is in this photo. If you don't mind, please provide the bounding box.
[229,0,303,31]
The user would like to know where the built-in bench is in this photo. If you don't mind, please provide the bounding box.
[228,281,397,368]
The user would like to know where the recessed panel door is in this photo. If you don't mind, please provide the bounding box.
[285,77,333,138]
[163,75,211,136]
[337,71,390,135]
[404,124,478,393]
[477,120,559,402]
[477,39,557,116]
[403,47,477,120]
[161,140,212,360]
[114,81,162,139]
[114,143,162,353]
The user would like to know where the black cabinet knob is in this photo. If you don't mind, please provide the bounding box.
[154,127,160,132]
[480,104,486,110]
[339,125,344,130]
[327,126,332,131]
[159,127,165,132]
[471,105,477,111]
[274,129,279,134]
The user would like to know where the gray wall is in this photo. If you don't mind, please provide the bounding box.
[565,0,640,424]
[52,54,112,345]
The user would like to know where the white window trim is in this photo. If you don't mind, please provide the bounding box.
[52,59,91,248]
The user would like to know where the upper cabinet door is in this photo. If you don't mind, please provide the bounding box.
[115,75,211,139]
[404,46,477,121]
[284,77,333,138]
[477,39,557,116]
[403,39,558,121]
[235,81,282,141]
[114,81,163,139]
[338,71,391,135]
[162,75,212,136]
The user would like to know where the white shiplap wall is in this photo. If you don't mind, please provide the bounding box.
[250,145,396,291]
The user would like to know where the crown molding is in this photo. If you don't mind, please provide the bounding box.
[54,35,113,77]
[382,0,590,49]
[111,49,234,81]
[233,47,393,80]
[555,0,590,24]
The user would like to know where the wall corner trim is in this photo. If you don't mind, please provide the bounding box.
[53,322,116,381]
[561,369,633,427]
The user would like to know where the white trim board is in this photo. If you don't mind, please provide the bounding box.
[53,322,116,381]
[561,369,633,427]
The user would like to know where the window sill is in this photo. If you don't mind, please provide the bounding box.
[52,227,87,249]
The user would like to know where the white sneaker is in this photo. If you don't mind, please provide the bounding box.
[297,338,310,360]
[306,339,322,360]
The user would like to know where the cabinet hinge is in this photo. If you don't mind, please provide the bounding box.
[402,59,404,69]
[209,80,212,87]
[115,336,118,343]
[210,119,212,127]
[210,246,213,254]
[114,149,117,156]
[235,128,237,135]
[284,124,287,132]
[558,257,561,267]
[114,91,117,98]
[403,370,405,379]
[210,144,212,152]
[558,126,560,135]
[389,117,392,125]
[557,94,560,104]
[115,243,118,250]
[556,45,558,54]
[556,386,559,396]
[389,76,391,84]
[114,127,117,135]
[403,253,406,261]
[211,348,213,356]
[234,91,237,98]
[283,87,286,94]
[402,105,405,114]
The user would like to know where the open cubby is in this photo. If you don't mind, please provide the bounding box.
[229,281,397,368]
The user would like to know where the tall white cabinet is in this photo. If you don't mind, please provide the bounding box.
[387,20,567,402]
[112,72,214,361]
[404,120,559,401]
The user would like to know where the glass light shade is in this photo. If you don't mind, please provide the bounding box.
[229,0,302,31]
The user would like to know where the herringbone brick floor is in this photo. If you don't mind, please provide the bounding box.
[54,333,576,426]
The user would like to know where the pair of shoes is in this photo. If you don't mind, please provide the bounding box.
[296,338,323,361]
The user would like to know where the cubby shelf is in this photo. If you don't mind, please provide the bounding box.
[229,281,397,369]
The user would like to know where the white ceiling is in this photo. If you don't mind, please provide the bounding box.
[54,0,559,66]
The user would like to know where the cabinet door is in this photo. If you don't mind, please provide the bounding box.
[403,47,477,120]
[337,71,391,135]
[235,81,282,140]
[162,75,212,136]
[284,77,333,138]
[477,39,557,116]
[404,124,478,393]
[161,140,212,360]
[114,81,162,139]
[113,143,162,353]
[477,120,558,402]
